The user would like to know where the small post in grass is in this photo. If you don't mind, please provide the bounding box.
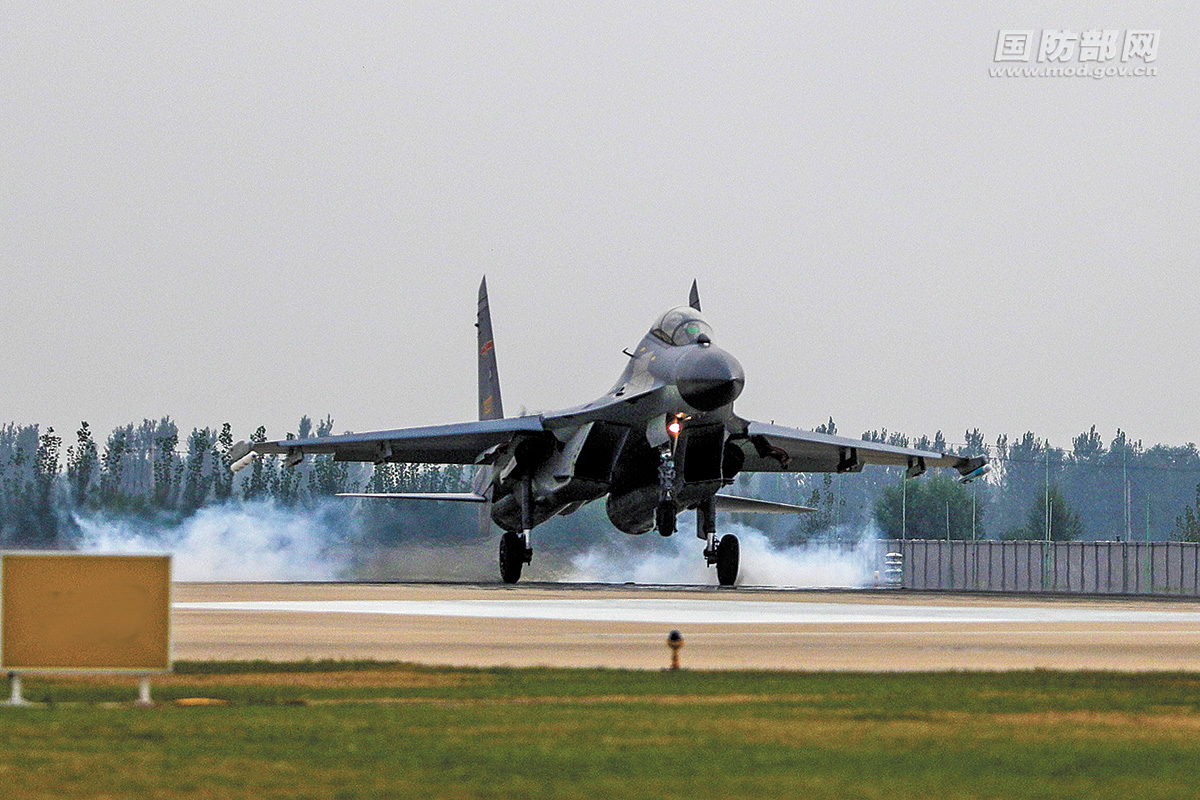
[667,630,683,670]
[5,672,31,707]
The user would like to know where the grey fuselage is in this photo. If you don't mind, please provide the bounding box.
[483,308,746,535]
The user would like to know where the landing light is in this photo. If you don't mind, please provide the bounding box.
[667,420,682,437]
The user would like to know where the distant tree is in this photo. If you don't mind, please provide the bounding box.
[961,429,988,457]
[309,415,350,499]
[99,426,129,508]
[1176,484,1200,543]
[1071,425,1105,463]
[65,422,98,508]
[861,429,910,448]
[875,475,980,540]
[244,426,271,501]
[152,420,179,509]
[34,427,60,507]
[180,428,215,513]
[211,423,234,502]
[23,427,62,546]
[795,487,827,541]
[1013,484,1082,541]
[369,462,403,493]
[2,432,33,543]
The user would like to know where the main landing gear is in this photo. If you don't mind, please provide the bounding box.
[708,534,739,587]
[499,475,534,584]
[698,495,739,587]
[499,530,532,584]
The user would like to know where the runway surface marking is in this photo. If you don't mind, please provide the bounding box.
[173,599,1200,625]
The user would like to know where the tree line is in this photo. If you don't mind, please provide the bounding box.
[0,416,1198,548]
[0,416,469,548]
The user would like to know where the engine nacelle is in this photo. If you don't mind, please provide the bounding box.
[605,485,658,535]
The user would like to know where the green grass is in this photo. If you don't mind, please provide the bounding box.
[4,665,1200,799]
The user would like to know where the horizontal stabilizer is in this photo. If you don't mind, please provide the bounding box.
[336,492,488,503]
[713,495,817,514]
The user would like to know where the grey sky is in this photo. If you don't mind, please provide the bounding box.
[3,3,1197,450]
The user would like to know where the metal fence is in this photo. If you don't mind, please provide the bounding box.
[886,539,1200,596]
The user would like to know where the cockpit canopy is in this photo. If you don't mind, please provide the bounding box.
[650,306,714,346]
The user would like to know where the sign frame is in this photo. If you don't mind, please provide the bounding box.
[0,552,173,674]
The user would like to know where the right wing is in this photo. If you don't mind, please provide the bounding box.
[230,416,547,470]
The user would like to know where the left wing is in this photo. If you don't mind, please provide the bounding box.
[230,416,547,470]
[732,421,988,481]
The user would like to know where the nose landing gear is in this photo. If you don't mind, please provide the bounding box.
[656,447,677,537]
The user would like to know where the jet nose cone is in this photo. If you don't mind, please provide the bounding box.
[677,346,745,412]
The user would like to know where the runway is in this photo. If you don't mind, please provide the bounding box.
[171,583,1200,671]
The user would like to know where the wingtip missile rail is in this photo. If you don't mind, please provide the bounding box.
[228,441,255,473]
[959,463,992,484]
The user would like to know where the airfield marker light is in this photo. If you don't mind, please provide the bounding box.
[667,630,683,670]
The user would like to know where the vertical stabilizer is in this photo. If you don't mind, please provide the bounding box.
[689,279,702,312]
[477,277,505,420]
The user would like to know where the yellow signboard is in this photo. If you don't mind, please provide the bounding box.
[1,554,171,672]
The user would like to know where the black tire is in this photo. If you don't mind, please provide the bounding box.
[716,533,739,587]
[656,502,676,537]
[499,531,524,584]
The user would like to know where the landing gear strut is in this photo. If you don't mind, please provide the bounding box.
[498,475,534,584]
[699,496,739,587]
[656,447,677,536]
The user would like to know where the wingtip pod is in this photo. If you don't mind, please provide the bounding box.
[228,440,255,473]
[958,463,992,484]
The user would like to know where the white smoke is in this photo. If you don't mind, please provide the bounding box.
[566,523,882,588]
[74,501,357,581]
[71,504,885,587]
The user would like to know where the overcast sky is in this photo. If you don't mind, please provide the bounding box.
[2,3,1197,450]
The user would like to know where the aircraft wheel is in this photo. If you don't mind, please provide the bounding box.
[499,531,525,584]
[716,533,739,587]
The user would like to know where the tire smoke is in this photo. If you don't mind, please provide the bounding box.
[566,524,883,588]
[74,501,359,581]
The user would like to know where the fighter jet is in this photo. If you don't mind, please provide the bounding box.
[230,279,988,585]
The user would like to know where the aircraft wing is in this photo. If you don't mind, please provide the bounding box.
[231,416,547,469]
[713,495,816,514]
[733,421,988,480]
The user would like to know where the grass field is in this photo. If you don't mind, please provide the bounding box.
[4,663,1200,799]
